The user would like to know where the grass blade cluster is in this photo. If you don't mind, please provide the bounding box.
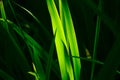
[13,1,52,40]
[60,1,81,80]
[0,1,32,79]
[46,0,81,80]
[47,0,68,80]
[0,17,46,80]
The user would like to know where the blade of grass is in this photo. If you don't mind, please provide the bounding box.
[59,1,74,80]
[28,72,39,80]
[46,0,68,80]
[71,56,120,74]
[63,41,74,80]
[7,0,27,42]
[32,45,46,80]
[81,0,120,37]
[72,56,104,65]
[46,31,56,80]
[61,1,81,80]
[90,0,102,80]
[12,1,52,40]
[28,63,40,80]
[0,0,8,30]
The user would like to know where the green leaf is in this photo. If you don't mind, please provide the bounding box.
[61,1,81,80]
[90,0,102,80]
[0,1,31,79]
[46,31,56,80]
[13,1,52,40]
[46,0,68,80]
